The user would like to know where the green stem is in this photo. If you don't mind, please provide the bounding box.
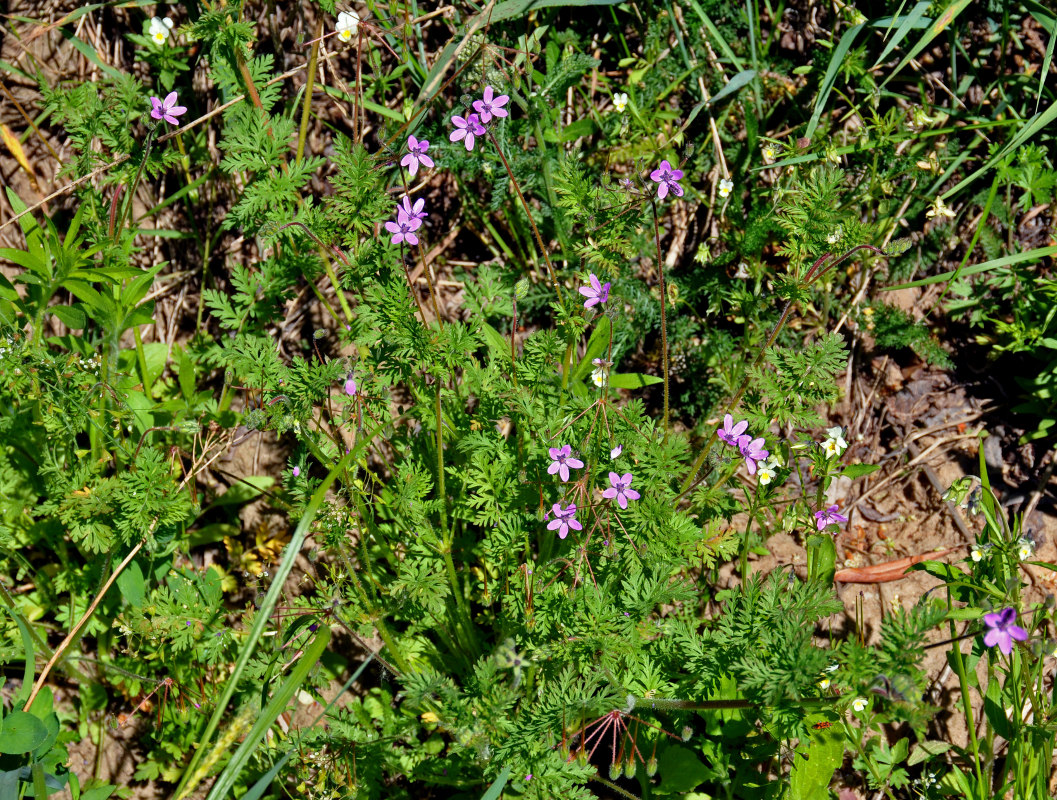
[296,17,323,164]
[115,127,156,238]
[133,325,154,401]
[435,380,447,535]
[651,201,670,437]
[948,615,985,795]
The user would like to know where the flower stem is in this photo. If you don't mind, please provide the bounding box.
[651,201,670,437]
[296,16,323,164]
[486,130,566,312]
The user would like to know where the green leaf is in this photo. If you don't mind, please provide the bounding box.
[0,711,48,754]
[790,714,843,800]
[480,766,512,800]
[115,561,146,608]
[480,322,512,364]
[572,316,612,383]
[48,304,86,330]
[806,534,836,586]
[210,476,276,508]
[709,69,756,106]
[877,0,973,91]
[871,2,933,69]
[907,740,952,767]
[654,745,710,794]
[805,23,865,140]
[840,463,880,479]
[886,245,1057,291]
[608,372,663,389]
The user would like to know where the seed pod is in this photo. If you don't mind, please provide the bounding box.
[646,757,658,777]
[608,763,622,781]
[623,759,636,780]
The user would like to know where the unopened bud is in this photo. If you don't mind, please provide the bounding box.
[681,725,692,741]
[646,757,658,777]
[515,278,530,299]
[624,759,636,779]
[608,763,622,781]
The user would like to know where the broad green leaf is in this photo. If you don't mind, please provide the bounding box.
[790,714,843,800]
[608,372,663,390]
[572,316,611,383]
[840,463,880,479]
[115,561,146,608]
[480,766,512,800]
[654,745,710,794]
[0,711,48,754]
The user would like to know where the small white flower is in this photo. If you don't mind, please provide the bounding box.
[851,697,868,713]
[757,463,776,486]
[821,426,848,458]
[824,663,838,673]
[718,178,733,198]
[970,544,984,562]
[818,677,831,690]
[336,10,360,42]
[591,366,607,388]
[1017,538,1034,561]
[612,92,628,113]
[826,225,843,245]
[763,144,776,161]
[610,444,623,459]
[926,196,955,219]
[149,16,174,44]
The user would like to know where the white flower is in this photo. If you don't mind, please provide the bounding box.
[718,178,733,198]
[824,663,839,673]
[818,677,831,690]
[757,463,776,486]
[763,144,776,161]
[1017,538,1034,561]
[970,544,984,562]
[926,196,955,219]
[821,427,847,458]
[826,225,843,245]
[591,363,607,388]
[336,10,360,42]
[851,697,868,712]
[613,92,628,113]
[610,444,623,459]
[149,16,174,44]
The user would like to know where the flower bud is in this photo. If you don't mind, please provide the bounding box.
[646,757,658,777]
[608,763,622,781]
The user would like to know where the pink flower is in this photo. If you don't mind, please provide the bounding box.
[738,436,768,475]
[547,444,584,482]
[385,208,421,246]
[344,375,357,396]
[982,607,1028,655]
[578,274,611,308]
[610,444,623,459]
[547,502,581,539]
[401,135,434,176]
[472,85,509,124]
[450,113,486,151]
[649,159,684,200]
[150,91,187,126]
[292,466,301,477]
[814,504,848,531]
[718,414,749,448]
[399,196,427,224]
[602,472,640,509]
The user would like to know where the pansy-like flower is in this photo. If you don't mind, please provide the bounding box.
[472,85,509,124]
[757,458,781,486]
[738,436,769,475]
[450,113,486,151]
[610,444,623,459]
[970,543,986,562]
[613,92,628,113]
[385,208,420,246]
[814,504,848,531]
[590,358,608,388]
[547,444,584,482]
[826,226,844,245]
[547,502,582,539]
[851,697,868,713]
[603,472,640,509]
[149,16,174,44]
[718,178,734,198]
[763,144,776,161]
[150,92,187,126]
[818,677,831,690]
[649,160,684,200]
[1017,538,1035,561]
[578,273,611,308]
[399,195,427,225]
[718,414,749,448]
[821,426,848,458]
[926,196,955,219]
[336,10,359,42]
[344,375,358,396]
[983,607,1028,655]
[401,135,434,176]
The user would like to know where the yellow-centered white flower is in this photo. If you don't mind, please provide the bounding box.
[149,16,173,44]
[336,10,360,42]
[851,697,868,712]
[613,92,628,113]
[821,427,847,458]
[718,178,733,198]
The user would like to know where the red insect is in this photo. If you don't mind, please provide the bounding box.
[812,721,832,730]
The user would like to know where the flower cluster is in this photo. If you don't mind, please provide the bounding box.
[386,197,428,245]
[450,86,509,152]
[717,414,769,475]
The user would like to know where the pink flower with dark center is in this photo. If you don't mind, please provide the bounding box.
[602,472,640,509]
[983,607,1028,655]
[649,159,684,199]
[547,444,584,482]
[814,504,848,531]
[401,135,434,176]
[578,274,611,308]
[385,208,420,245]
[738,436,768,475]
[472,85,509,123]
[547,502,582,539]
[718,414,749,448]
[400,196,427,224]
[450,113,486,151]
[150,91,187,126]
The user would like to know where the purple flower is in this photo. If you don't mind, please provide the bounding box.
[602,472,640,509]
[472,85,509,124]
[983,607,1028,655]
[292,466,301,477]
[400,195,427,225]
[718,414,749,448]
[400,135,434,176]
[649,159,684,200]
[814,504,848,531]
[578,274,611,308]
[610,444,623,459]
[547,444,584,482]
[738,436,769,475]
[149,91,187,126]
[344,375,357,396]
[547,502,582,539]
[450,113,486,151]
[385,209,421,246]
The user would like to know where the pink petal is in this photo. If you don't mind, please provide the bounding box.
[385,222,400,233]
[163,91,179,108]
[419,154,435,169]
[483,85,494,104]
[617,494,628,510]
[657,183,668,199]
[450,129,467,142]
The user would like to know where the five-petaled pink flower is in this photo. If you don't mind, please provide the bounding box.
[547,444,584,482]
[400,195,427,224]
[603,472,640,509]
[547,502,582,539]
[385,208,421,246]
[472,85,509,124]
[814,504,848,531]
[649,159,684,200]
[982,607,1028,655]
[150,91,187,126]
[718,414,749,448]
[344,375,358,396]
[738,436,768,475]
[450,113,486,151]
[578,274,611,309]
[401,135,434,176]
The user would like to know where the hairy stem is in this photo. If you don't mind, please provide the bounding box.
[651,201,670,437]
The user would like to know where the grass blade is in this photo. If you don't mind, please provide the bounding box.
[878,0,973,90]
[871,1,933,69]
[885,245,1057,290]
[805,23,865,140]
